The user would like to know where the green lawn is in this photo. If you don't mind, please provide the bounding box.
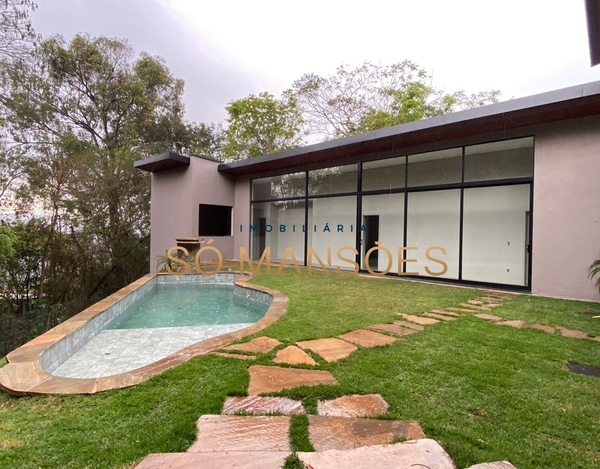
[1,270,599,468]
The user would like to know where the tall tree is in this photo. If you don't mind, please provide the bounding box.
[221,91,304,160]
[0,0,37,62]
[0,34,195,297]
[292,60,500,139]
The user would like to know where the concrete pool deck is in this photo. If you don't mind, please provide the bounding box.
[0,274,288,395]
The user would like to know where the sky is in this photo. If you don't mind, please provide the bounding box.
[30,0,600,126]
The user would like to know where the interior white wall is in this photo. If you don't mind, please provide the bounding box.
[462,185,530,285]
[308,196,356,268]
[250,202,305,261]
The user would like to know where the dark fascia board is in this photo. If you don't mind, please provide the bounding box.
[134,152,190,173]
[218,80,600,177]
[587,0,600,66]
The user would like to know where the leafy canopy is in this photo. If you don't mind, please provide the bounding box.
[292,60,500,139]
[221,91,304,160]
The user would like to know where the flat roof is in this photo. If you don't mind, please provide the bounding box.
[134,152,190,173]
[218,80,600,177]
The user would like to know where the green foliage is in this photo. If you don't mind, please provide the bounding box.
[0,33,211,352]
[0,0,37,63]
[155,250,178,273]
[293,60,500,138]
[222,91,304,160]
[0,34,195,292]
[589,256,600,297]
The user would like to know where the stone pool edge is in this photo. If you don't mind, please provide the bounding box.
[0,273,288,396]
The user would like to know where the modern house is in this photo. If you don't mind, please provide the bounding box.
[135,81,600,302]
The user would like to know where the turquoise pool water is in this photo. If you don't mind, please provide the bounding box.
[108,283,268,329]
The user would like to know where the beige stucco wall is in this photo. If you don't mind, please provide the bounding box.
[233,178,250,257]
[532,116,600,301]
[149,157,235,272]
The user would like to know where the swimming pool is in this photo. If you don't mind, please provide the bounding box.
[108,283,268,329]
[0,273,288,395]
[45,274,271,379]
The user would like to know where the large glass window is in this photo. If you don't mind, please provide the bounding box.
[465,137,533,182]
[308,164,358,196]
[462,185,530,285]
[406,190,460,279]
[407,148,462,187]
[247,136,534,288]
[361,193,404,273]
[250,200,306,262]
[252,172,306,200]
[362,156,406,191]
[307,196,356,269]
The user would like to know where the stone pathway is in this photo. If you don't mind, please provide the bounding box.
[473,307,598,342]
[135,289,532,468]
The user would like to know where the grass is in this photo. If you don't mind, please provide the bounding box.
[1,269,599,468]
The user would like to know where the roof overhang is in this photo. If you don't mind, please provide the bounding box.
[587,0,600,66]
[134,152,189,173]
[218,80,600,177]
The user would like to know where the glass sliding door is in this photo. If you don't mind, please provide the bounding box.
[406,190,460,279]
[462,184,531,286]
[361,193,404,273]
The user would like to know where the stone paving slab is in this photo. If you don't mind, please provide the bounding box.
[459,303,491,311]
[527,324,555,334]
[317,394,389,417]
[393,320,425,331]
[188,415,291,452]
[273,346,317,365]
[307,415,425,451]
[466,462,518,469]
[423,312,457,321]
[497,320,526,328]
[298,439,456,469]
[222,396,305,415]
[368,323,419,337]
[224,336,282,354]
[135,451,291,469]
[444,307,478,313]
[483,290,519,298]
[431,310,461,317]
[475,313,504,322]
[556,327,588,339]
[296,338,358,362]
[398,314,439,325]
[478,297,509,303]
[338,329,397,347]
[211,352,257,360]
[248,365,338,395]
